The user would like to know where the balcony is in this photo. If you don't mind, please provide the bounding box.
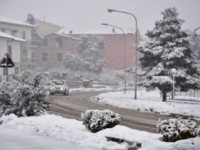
[22,40,38,49]
[21,57,38,64]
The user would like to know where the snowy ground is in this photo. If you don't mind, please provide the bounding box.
[0,87,200,150]
[95,88,200,120]
[0,114,200,150]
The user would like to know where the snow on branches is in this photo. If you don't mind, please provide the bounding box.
[81,110,121,133]
[138,7,200,101]
[0,70,53,117]
[157,118,198,142]
[63,35,107,74]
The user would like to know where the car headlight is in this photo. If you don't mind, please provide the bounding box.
[60,87,64,90]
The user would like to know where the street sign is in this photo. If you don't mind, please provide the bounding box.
[0,53,15,67]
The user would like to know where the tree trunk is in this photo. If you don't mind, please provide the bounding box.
[162,90,166,102]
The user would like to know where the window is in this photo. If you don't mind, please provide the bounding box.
[22,31,26,39]
[55,37,62,47]
[31,52,36,63]
[44,38,48,46]
[21,49,27,62]
[3,68,8,76]
[57,53,63,61]
[11,30,17,36]
[8,45,12,58]
[42,53,48,61]
[15,67,19,74]
[1,28,5,32]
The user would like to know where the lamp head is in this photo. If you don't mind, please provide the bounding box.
[101,23,108,26]
[107,9,115,13]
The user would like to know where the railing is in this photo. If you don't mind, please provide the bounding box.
[21,57,38,63]
[22,40,38,48]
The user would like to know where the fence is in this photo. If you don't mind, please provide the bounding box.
[177,90,200,98]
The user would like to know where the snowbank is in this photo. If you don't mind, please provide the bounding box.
[96,89,200,120]
[0,114,200,150]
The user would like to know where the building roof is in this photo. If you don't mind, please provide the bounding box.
[45,32,79,41]
[0,31,26,42]
[35,19,61,28]
[58,27,135,35]
[0,16,34,27]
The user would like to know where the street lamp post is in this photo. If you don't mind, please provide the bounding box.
[194,27,200,34]
[108,9,138,99]
[171,68,176,107]
[101,23,127,93]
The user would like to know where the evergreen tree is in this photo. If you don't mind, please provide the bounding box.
[26,13,36,25]
[138,7,200,101]
[189,32,200,61]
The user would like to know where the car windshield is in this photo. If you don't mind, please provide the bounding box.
[53,81,64,85]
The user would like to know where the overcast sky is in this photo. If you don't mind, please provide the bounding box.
[0,0,200,36]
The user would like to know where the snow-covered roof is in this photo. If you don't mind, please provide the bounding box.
[0,16,34,27]
[0,31,26,42]
[58,27,135,35]
[35,19,61,28]
[45,32,79,40]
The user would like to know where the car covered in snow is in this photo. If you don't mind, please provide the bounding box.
[50,80,69,95]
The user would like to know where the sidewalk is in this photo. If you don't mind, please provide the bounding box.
[0,126,95,150]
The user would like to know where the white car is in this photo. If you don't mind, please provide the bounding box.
[50,80,69,95]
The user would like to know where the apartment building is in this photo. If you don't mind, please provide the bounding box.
[35,33,78,68]
[0,15,35,72]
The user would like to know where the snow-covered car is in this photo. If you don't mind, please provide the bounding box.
[50,80,69,95]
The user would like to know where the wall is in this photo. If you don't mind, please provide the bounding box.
[71,33,139,70]
[35,19,61,35]
[102,34,135,70]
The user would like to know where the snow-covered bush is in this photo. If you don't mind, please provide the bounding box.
[157,118,198,142]
[0,70,52,117]
[81,110,121,133]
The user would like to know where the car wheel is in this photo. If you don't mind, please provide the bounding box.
[50,92,54,95]
[63,90,67,95]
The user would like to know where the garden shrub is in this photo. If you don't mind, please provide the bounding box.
[157,118,197,142]
[81,109,121,133]
[0,70,52,117]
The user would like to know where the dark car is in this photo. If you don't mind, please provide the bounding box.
[50,80,69,95]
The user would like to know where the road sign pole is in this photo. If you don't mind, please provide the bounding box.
[6,53,7,82]
[0,53,15,82]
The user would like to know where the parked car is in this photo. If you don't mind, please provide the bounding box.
[50,80,69,95]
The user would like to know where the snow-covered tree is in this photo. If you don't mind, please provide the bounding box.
[138,7,200,101]
[63,35,107,74]
[189,32,200,61]
[26,13,36,25]
[0,70,52,117]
